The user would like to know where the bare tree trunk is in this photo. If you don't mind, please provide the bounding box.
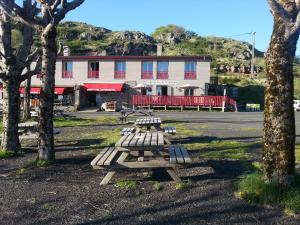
[37,28,57,161]
[22,77,31,121]
[263,16,298,185]
[1,77,21,151]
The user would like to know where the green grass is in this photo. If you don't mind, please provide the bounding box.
[236,172,300,215]
[43,203,57,211]
[152,182,162,191]
[54,115,118,128]
[175,179,192,190]
[296,144,300,162]
[115,180,137,189]
[0,150,23,158]
[186,140,257,160]
[295,78,300,99]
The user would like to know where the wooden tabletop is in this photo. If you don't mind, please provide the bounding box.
[18,122,38,128]
[115,131,164,149]
[135,117,162,125]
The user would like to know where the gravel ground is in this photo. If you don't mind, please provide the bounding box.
[0,112,299,225]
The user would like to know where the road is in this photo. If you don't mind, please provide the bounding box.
[69,111,300,143]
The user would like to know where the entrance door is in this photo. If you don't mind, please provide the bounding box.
[157,86,168,96]
[87,92,97,107]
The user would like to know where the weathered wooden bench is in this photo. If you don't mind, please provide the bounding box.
[91,147,120,169]
[168,145,192,164]
[164,127,176,135]
[120,127,136,136]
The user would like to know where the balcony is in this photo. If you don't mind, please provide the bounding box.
[157,71,168,79]
[62,71,73,79]
[114,71,126,79]
[184,72,197,80]
[141,71,153,79]
[88,70,99,79]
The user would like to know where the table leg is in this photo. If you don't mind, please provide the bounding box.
[164,137,171,145]
[138,151,144,162]
[100,172,116,185]
[166,168,182,182]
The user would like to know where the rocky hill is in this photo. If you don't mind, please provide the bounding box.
[38,22,265,70]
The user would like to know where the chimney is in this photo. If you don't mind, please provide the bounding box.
[157,43,163,56]
[99,50,107,56]
[63,46,70,56]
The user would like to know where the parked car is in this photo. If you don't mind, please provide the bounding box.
[294,100,300,111]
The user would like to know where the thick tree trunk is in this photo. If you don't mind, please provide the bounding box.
[22,77,31,121]
[263,16,298,185]
[38,28,57,161]
[1,77,21,152]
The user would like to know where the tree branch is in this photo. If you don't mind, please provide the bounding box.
[51,0,62,11]
[23,48,41,68]
[21,56,41,82]
[268,0,290,21]
[54,0,85,23]
[296,0,300,11]
[290,10,300,35]
[0,0,42,30]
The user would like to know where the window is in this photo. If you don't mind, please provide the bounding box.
[62,61,73,79]
[157,61,169,79]
[88,61,99,79]
[185,61,197,79]
[141,61,153,79]
[115,61,126,79]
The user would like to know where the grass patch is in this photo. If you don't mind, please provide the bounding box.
[16,159,53,175]
[115,180,137,189]
[236,172,300,215]
[43,203,57,210]
[152,181,162,191]
[296,144,300,162]
[163,122,200,137]
[295,78,300,99]
[175,179,192,190]
[98,128,121,147]
[186,140,258,160]
[0,150,23,158]
[54,115,118,128]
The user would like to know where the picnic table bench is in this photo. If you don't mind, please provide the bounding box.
[120,109,154,124]
[92,131,191,185]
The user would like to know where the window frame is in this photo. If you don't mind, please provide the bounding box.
[141,61,153,79]
[157,61,169,79]
[114,61,126,79]
[88,61,100,79]
[184,61,197,80]
[62,61,73,79]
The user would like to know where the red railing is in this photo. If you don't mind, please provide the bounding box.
[141,71,153,79]
[114,71,126,79]
[157,72,169,79]
[62,71,73,79]
[184,72,197,80]
[88,70,99,79]
[132,95,237,108]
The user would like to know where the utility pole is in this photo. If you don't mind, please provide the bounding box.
[250,32,256,79]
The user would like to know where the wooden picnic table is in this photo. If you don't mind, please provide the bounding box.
[120,109,154,124]
[92,131,183,185]
[18,121,38,133]
[134,117,162,131]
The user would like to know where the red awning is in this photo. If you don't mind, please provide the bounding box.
[19,87,41,94]
[83,83,124,92]
[54,87,66,95]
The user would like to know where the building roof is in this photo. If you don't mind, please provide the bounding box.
[57,55,212,62]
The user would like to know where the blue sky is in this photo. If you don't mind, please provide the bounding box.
[64,0,275,53]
